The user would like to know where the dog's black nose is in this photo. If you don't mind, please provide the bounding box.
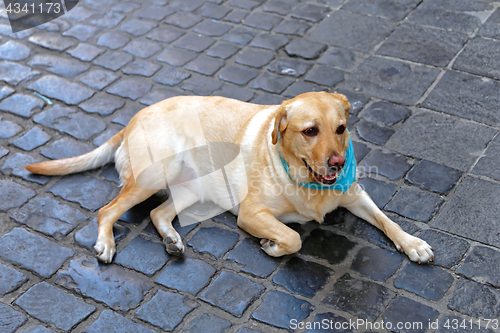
[328,155,345,170]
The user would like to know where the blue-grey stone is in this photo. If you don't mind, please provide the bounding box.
[28,75,95,105]
[227,238,280,277]
[1,152,51,184]
[83,310,156,333]
[188,227,239,258]
[0,180,36,212]
[0,94,44,118]
[0,262,27,296]
[394,263,454,300]
[40,137,93,159]
[75,218,129,251]
[0,40,31,60]
[0,61,39,86]
[11,127,51,151]
[0,303,27,333]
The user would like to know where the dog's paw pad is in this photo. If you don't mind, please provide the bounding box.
[164,237,184,256]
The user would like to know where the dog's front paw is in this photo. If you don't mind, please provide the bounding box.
[94,238,116,263]
[163,234,184,256]
[396,234,434,264]
[260,238,286,257]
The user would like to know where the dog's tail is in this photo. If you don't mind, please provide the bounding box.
[25,129,125,176]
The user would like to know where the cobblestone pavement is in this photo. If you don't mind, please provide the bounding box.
[1,0,500,332]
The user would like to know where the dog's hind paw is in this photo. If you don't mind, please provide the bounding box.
[397,234,434,264]
[164,236,184,256]
[94,239,116,263]
[260,238,285,257]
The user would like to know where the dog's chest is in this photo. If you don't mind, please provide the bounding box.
[279,192,343,223]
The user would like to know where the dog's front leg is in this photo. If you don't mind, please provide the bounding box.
[341,184,434,264]
[238,205,301,257]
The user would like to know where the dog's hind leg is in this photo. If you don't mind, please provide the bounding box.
[95,178,157,263]
[150,186,199,255]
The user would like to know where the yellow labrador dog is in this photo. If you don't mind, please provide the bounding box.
[26,92,433,264]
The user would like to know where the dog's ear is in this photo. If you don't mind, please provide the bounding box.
[331,93,351,118]
[271,104,289,145]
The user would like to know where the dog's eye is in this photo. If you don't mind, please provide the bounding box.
[336,125,346,135]
[303,127,319,137]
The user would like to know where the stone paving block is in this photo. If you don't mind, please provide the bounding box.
[227,238,280,277]
[453,36,500,81]
[0,262,27,295]
[207,42,241,59]
[157,48,198,66]
[252,93,285,105]
[319,47,360,72]
[188,226,239,258]
[28,33,77,51]
[165,12,203,29]
[123,39,162,58]
[285,39,326,60]
[359,101,410,126]
[357,177,398,209]
[418,229,469,268]
[185,56,224,75]
[394,263,454,300]
[154,67,190,86]
[236,328,263,333]
[140,88,179,105]
[0,302,27,333]
[352,140,370,163]
[0,61,39,86]
[15,282,94,331]
[114,234,169,276]
[64,5,97,21]
[112,2,141,13]
[11,127,50,151]
[252,290,313,329]
[235,49,274,68]
[0,86,15,100]
[119,18,157,36]
[34,105,106,140]
[194,20,232,37]
[385,185,444,222]
[305,65,345,87]
[79,94,125,116]
[341,56,440,105]
[28,75,95,105]
[89,12,125,29]
[284,81,327,98]
[268,58,312,77]
[377,23,468,67]
[275,19,311,36]
[0,23,34,39]
[223,27,257,46]
[351,246,402,282]
[263,0,294,15]
[175,34,216,52]
[200,3,231,19]
[406,160,461,194]
[49,174,117,211]
[212,211,238,228]
[292,4,329,22]
[342,0,420,20]
[0,117,22,139]
[218,65,259,86]
[334,90,370,115]
[448,278,500,319]
[19,325,57,333]
[1,153,51,185]
[243,12,283,30]
[147,27,184,44]
[96,32,130,50]
[473,135,500,181]
[123,59,161,76]
[249,33,288,50]
[215,84,254,102]
[0,228,73,277]
[93,126,122,146]
[75,217,129,251]
[386,110,497,171]
[83,310,156,333]
[112,105,140,126]
[407,0,489,34]
[41,137,94,160]
[182,75,223,95]
[362,149,411,180]
[79,69,120,90]
[0,94,44,118]
[63,25,100,42]
[56,256,152,310]
[67,43,104,61]
[382,297,439,333]
[224,9,249,23]
[250,72,294,94]
[422,71,500,126]
[0,179,36,211]
[183,314,231,333]
[310,10,397,52]
[478,7,500,39]
[12,196,88,239]
[301,229,355,265]
[170,0,204,11]
[457,246,500,287]
[155,257,216,295]
[94,50,133,71]
[107,78,152,100]
[137,5,175,20]
[304,312,353,333]
[273,257,332,297]
[135,290,197,331]
[200,271,265,317]
[0,40,31,60]
[323,273,393,321]
[356,119,395,145]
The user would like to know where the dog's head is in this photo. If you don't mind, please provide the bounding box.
[272,92,350,185]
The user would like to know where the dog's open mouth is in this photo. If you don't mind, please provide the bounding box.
[303,159,337,185]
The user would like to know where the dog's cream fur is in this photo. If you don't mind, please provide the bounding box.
[26,92,434,264]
